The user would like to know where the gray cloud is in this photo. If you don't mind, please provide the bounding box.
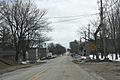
[35,0,99,48]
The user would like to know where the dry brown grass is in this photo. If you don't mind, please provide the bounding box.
[78,62,120,80]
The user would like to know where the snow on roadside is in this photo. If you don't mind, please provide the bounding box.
[89,54,120,61]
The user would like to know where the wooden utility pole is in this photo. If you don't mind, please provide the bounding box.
[100,0,106,57]
[100,0,103,24]
[84,31,89,58]
[88,24,90,40]
[84,31,87,41]
[94,0,103,40]
[94,0,104,36]
[94,0,105,60]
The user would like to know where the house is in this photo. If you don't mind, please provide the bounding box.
[79,41,92,56]
[28,48,39,61]
[0,49,16,61]
[80,39,116,56]
[38,48,48,59]
[69,40,79,55]
[28,47,48,61]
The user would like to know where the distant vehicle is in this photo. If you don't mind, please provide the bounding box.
[52,55,57,58]
[47,52,52,58]
[40,57,47,60]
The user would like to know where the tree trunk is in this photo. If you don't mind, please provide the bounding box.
[15,48,19,62]
[15,52,19,61]
[115,53,118,60]
[96,52,99,60]
[15,41,21,62]
[101,53,104,58]
[93,54,95,60]
[22,52,26,61]
[112,53,114,60]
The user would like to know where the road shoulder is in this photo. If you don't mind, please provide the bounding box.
[0,61,46,74]
[73,60,120,80]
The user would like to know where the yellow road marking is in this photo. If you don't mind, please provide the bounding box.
[29,68,51,80]
[31,73,39,80]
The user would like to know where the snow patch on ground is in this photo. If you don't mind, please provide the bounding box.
[89,54,120,61]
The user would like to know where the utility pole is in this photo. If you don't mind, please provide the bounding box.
[84,31,89,58]
[94,0,105,60]
[84,31,87,41]
[88,24,90,40]
[100,0,106,57]
[87,24,91,58]
[100,0,103,25]
[79,37,82,55]
[79,37,81,45]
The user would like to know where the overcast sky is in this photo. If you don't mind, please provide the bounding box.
[35,0,99,48]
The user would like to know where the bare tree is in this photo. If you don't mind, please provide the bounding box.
[0,0,51,61]
[104,0,120,59]
[0,23,13,50]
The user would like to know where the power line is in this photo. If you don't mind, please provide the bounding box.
[52,16,97,23]
[50,13,99,23]
[52,17,82,23]
[48,13,99,19]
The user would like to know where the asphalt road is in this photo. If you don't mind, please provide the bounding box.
[0,56,105,80]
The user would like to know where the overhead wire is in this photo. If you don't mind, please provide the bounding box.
[52,17,82,23]
[50,13,99,23]
[47,13,99,19]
